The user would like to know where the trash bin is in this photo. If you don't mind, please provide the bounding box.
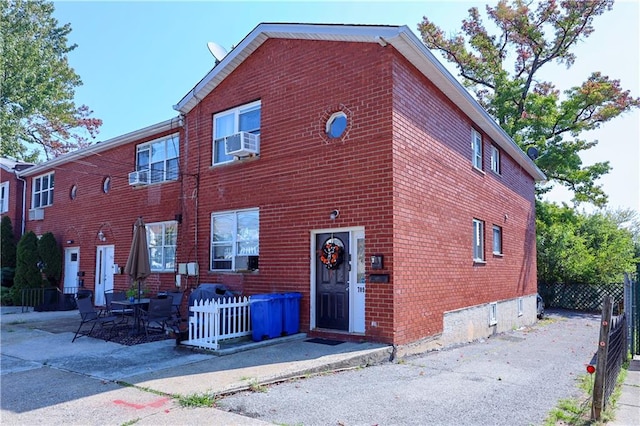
[281,292,302,335]
[250,294,283,341]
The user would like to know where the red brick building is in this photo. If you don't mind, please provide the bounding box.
[10,24,544,348]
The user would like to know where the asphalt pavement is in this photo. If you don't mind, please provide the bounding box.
[1,306,637,425]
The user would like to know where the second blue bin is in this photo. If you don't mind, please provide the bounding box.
[250,292,301,341]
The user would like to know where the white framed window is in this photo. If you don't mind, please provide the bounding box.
[135,134,179,184]
[211,208,259,271]
[147,221,177,272]
[326,111,347,138]
[492,225,503,255]
[213,100,261,165]
[471,129,483,170]
[517,297,524,317]
[490,145,501,174]
[489,302,497,325]
[0,181,8,213]
[32,172,54,208]
[473,218,485,262]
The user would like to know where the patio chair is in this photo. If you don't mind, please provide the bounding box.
[72,297,119,342]
[138,297,173,337]
[167,291,184,322]
[104,291,133,323]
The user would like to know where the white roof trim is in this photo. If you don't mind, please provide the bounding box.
[18,117,181,177]
[175,23,545,181]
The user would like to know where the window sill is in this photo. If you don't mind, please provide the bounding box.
[472,166,485,176]
[490,170,502,177]
[473,259,486,265]
[492,252,504,257]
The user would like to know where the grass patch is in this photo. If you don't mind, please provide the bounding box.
[248,379,267,393]
[177,392,218,408]
[543,356,631,425]
[120,418,140,426]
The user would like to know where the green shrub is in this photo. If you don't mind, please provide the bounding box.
[12,231,42,305]
[0,285,14,306]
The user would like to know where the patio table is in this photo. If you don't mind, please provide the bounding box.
[111,298,150,335]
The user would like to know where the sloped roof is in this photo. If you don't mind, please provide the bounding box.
[175,23,545,181]
[17,118,180,177]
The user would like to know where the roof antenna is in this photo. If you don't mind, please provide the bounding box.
[207,41,228,65]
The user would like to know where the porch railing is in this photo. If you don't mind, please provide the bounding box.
[183,296,252,350]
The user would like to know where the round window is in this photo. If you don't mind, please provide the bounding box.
[70,185,77,200]
[326,112,348,139]
[102,177,111,193]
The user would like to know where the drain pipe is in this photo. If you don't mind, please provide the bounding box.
[14,170,27,236]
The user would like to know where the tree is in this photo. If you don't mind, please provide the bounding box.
[11,231,42,305]
[0,0,102,162]
[418,0,639,207]
[536,201,637,285]
[0,216,17,268]
[37,232,61,287]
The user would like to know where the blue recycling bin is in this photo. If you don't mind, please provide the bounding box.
[282,292,302,335]
[250,294,283,341]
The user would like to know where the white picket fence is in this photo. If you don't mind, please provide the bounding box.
[182,296,252,350]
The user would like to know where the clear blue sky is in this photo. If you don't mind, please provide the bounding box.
[52,0,639,212]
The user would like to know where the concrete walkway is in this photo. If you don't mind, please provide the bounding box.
[1,307,391,425]
[608,354,640,425]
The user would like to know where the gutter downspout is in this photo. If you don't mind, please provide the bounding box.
[14,170,27,236]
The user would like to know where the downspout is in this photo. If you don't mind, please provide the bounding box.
[14,170,27,236]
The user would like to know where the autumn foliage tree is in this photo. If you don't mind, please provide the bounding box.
[1,0,102,162]
[418,0,638,206]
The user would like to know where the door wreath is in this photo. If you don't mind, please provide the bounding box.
[319,241,344,270]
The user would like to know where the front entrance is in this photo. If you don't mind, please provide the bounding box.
[63,247,80,294]
[315,232,350,330]
[94,245,114,306]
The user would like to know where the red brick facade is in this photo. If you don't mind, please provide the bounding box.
[7,24,542,346]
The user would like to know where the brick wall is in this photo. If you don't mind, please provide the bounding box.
[391,52,537,344]
[23,127,183,294]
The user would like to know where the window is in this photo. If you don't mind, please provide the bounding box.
[0,182,8,213]
[517,297,524,317]
[492,225,503,255]
[490,145,501,174]
[471,129,483,170]
[32,172,54,208]
[473,218,485,262]
[213,101,261,165]
[147,221,177,272]
[102,177,111,193]
[489,302,497,326]
[70,185,77,200]
[326,111,347,138]
[211,208,259,271]
[135,134,179,184]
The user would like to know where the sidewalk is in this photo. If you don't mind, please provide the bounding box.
[609,354,640,425]
[1,306,393,425]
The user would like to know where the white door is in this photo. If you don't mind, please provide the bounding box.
[95,245,115,306]
[63,247,80,294]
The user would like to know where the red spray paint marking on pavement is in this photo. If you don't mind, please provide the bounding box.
[113,398,170,410]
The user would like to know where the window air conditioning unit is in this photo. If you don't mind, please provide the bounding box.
[128,170,150,186]
[28,208,44,221]
[235,255,259,271]
[224,132,259,157]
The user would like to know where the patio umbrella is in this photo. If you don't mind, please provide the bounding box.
[124,217,151,300]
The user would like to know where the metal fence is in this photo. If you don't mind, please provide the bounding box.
[591,296,628,420]
[20,287,81,313]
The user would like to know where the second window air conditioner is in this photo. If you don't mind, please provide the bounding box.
[224,132,259,157]
[128,170,150,186]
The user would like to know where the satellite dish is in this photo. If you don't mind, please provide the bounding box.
[207,41,228,63]
[526,146,539,160]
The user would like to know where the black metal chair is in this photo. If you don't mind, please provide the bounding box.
[72,297,119,342]
[104,291,133,323]
[167,291,184,322]
[138,298,173,337]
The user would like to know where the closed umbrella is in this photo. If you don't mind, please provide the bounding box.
[124,217,151,300]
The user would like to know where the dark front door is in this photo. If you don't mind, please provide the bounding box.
[315,232,349,331]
